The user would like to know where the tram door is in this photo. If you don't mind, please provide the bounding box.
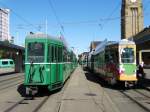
[55,46,60,82]
[51,45,60,84]
[56,46,63,82]
[55,46,62,82]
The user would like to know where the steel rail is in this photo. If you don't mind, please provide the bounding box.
[32,96,50,112]
[0,80,23,91]
[133,89,150,98]
[119,90,150,112]
[0,75,24,83]
[3,67,77,112]
[4,98,25,112]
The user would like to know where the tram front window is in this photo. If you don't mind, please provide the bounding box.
[27,42,45,63]
[121,48,134,63]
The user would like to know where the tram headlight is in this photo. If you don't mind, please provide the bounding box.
[119,65,125,75]
[134,70,137,75]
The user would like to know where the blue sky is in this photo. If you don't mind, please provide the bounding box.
[0,0,150,55]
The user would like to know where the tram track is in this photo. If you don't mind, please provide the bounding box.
[32,96,49,112]
[0,75,24,84]
[133,89,150,98]
[140,85,150,92]
[0,75,24,92]
[84,69,150,112]
[0,80,23,92]
[4,98,25,112]
[119,89,150,112]
[3,95,50,112]
[3,80,69,112]
[3,69,77,112]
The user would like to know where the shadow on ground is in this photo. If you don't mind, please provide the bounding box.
[138,78,150,89]
[84,70,150,91]
[0,72,17,77]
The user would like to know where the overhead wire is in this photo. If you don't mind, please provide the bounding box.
[0,1,39,31]
[100,1,121,29]
[47,0,65,33]
[1,0,148,31]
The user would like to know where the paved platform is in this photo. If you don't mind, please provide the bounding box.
[58,66,119,112]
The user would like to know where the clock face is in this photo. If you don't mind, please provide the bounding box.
[131,0,136,2]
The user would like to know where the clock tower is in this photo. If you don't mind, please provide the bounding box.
[121,0,144,39]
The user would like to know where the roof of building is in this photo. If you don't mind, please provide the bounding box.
[90,41,101,51]
[131,26,150,44]
[0,41,24,51]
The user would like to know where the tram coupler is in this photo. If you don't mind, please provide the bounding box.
[125,81,137,88]
[26,86,38,96]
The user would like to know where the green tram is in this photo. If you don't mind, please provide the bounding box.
[24,33,77,95]
[88,39,137,87]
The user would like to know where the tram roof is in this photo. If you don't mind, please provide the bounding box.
[26,32,71,49]
[93,39,135,55]
[26,33,62,41]
[119,39,135,45]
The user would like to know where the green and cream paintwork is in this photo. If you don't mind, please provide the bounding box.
[24,33,77,92]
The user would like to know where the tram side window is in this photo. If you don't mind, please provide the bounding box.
[105,52,115,64]
[58,47,62,62]
[55,46,58,62]
[48,45,51,62]
[110,52,116,63]
[60,47,63,62]
[51,46,54,62]
[115,51,119,63]
[67,54,71,62]
[105,50,111,63]
[63,49,67,62]
[57,47,60,62]
[105,53,109,63]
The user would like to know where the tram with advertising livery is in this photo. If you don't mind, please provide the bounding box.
[88,39,137,87]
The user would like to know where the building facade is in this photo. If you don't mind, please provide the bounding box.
[90,41,101,52]
[129,27,150,66]
[121,0,144,39]
[0,8,10,41]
